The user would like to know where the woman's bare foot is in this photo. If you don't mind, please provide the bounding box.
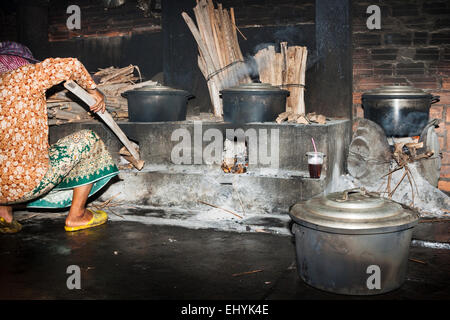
[65,208,93,227]
[0,206,13,223]
[65,184,94,227]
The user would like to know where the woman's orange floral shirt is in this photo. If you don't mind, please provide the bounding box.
[0,58,96,203]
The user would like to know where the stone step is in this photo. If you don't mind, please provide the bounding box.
[98,165,326,214]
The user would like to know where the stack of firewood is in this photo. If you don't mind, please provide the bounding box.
[182,0,251,117]
[46,65,157,125]
[276,112,327,125]
[254,42,307,115]
[47,97,94,126]
[95,65,157,118]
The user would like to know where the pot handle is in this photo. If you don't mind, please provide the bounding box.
[336,187,378,202]
[431,96,440,104]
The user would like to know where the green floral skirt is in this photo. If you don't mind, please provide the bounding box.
[16,129,119,209]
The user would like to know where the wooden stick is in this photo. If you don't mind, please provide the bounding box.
[232,269,263,277]
[408,258,427,265]
[230,7,247,40]
[63,80,144,170]
[198,200,243,219]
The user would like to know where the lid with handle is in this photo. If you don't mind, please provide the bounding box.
[289,188,419,234]
[362,85,432,99]
[123,84,191,97]
[220,82,289,95]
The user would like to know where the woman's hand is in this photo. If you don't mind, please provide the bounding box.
[87,89,106,114]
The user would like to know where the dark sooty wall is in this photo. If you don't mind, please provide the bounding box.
[2,0,352,118]
[163,0,352,118]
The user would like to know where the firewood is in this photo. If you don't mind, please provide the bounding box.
[255,43,307,115]
[99,65,136,84]
[53,109,82,120]
[182,11,223,116]
[287,113,300,122]
[275,111,289,123]
[316,115,326,124]
[296,114,310,124]
[183,0,251,118]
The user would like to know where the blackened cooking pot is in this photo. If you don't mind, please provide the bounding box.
[220,83,289,124]
[289,188,419,295]
[123,85,192,122]
[362,86,439,137]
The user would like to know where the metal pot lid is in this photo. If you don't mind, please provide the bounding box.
[220,82,289,94]
[289,188,419,234]
[362,85,431,98]
[126,84,190,95]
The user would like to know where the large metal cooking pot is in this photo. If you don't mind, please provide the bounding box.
[123,85,192,122]
[362,86,439,137]
[220,83,289,124]
[289,188,419,295]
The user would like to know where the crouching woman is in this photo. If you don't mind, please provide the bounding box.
[0,44,119,233]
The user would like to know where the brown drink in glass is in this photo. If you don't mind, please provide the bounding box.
[306,152,324,179]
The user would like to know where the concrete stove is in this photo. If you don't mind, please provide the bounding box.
[49,120,351,229]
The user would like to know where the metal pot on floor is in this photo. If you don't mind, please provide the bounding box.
[289,188,419,295]
[362,86,439,137]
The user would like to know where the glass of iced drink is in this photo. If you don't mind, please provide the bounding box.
[306,152,324,179]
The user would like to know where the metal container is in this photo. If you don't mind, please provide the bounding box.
[123,85,192,122]
[289,188,419,295]
[362,86,439,137]
[220,83,289,124]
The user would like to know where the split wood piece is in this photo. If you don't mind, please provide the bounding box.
[64,80,144,171]
[97,65,136,84]
[119,145,145,171]
[275,111,289,124]
[308,113,326,124]
[298,46,307,114]
[276,111,325,124]
[296,114,310,124]
[48,118,94,126]
[287,113,300,122]
[94,66,115,76]
[255,44,307,114]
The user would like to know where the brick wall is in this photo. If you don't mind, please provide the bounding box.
[352,0,450,193]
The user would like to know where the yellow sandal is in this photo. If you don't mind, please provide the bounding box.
[0,217,22,234]
[64,209,108,232]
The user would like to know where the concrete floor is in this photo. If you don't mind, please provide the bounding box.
[0,215,449,300]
